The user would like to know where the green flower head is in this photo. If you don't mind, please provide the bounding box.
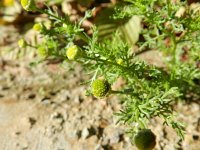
[33,23,42,31]
[18,38,27,48]
[91,79,111,98]
[116,58,123,65]
[37,47,48,58]
[66,44,83,60]
[134,129,156,150]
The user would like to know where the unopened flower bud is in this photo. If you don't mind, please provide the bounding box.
[18,38,27,48]
[66,45,83,60]
[91,79,111,98]
[33,23,42,31]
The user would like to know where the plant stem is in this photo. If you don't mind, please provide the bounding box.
[171,33,177,64]
[36,8,89,43]
[135,48,152,56]
[27,44,37,49]
[84,56,126,69]
[167,0,172,17]
[110,90,141,98]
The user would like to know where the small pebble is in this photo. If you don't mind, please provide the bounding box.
[82,128,90,139]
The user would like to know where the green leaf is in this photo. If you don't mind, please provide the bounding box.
[94,7,141,46]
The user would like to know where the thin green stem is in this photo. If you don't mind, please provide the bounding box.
[36,8,89,43]
[27,44,37,49]
[110,90,123,94]
[36,8,62,23]
[110,90,141,98]
[166,0,172,17]
[171,33,177,64]
[78,32,89,43]
[84,56,126,69]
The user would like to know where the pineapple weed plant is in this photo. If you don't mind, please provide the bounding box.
[19,0,200,148]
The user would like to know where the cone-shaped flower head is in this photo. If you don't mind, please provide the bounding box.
[66,45,83,60]
[134,129,156,150]
[91,79,111,98]
[33,23,42,31]
[18,38,27,48]
[37,47,48,58]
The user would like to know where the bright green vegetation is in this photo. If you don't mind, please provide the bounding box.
[20,0,200,143]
